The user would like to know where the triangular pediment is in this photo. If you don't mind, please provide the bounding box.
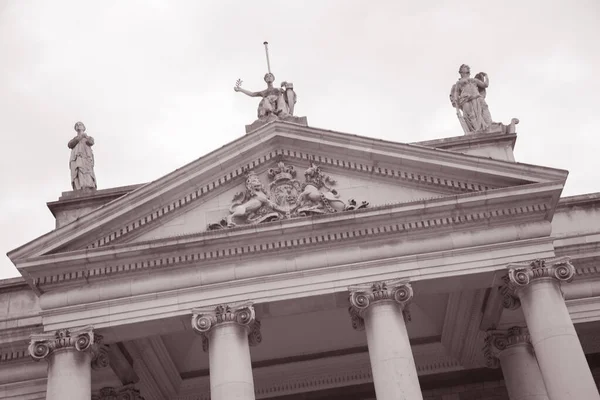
[8,122,568,268]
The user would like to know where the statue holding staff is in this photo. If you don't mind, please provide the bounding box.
[234,42,306,133]
[450,64,493,133]
[68,121,97,190]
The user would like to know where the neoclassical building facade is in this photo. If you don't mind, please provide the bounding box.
[2,122,600,400]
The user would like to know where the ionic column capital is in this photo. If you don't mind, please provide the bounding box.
[28,325,108,369]
[484,326,532,368]
[508,257,575,286]
[191,302,262,352]
[92,386,145,400]
[348,280,413,330]
[501,257,575,310]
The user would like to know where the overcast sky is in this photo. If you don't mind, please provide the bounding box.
[1,0,599,279]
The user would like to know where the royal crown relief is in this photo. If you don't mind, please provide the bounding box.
[207,161,369,230]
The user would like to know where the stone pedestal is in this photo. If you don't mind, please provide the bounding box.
[245,116,308,134]
[349,280,422,400]
[192,302,261,400]
[506,258,600,400]
[28,326,108,400]
[485,327,549,400]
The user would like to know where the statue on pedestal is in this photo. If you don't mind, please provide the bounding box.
[450,64,519,135]
[450,64,492,133]
[234,42,307,133]
[68,121,97,191]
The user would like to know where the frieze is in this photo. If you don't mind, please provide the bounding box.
[33,201,550,288]
[82,149,495,250]
[208,162,369,229]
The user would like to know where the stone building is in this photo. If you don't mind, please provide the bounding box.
[2,118,600,400]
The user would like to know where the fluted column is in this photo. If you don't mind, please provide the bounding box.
[349,280,422,400]
[484,327,549,400]
[192,302,261,400]
[504,257,600,400]
[28,326,108,400]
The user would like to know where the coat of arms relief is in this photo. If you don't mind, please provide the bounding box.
[208,161,369,230]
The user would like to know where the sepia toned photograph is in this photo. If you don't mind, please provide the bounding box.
[0,1,599,399]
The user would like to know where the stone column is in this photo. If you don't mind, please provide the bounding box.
[92,386,145,400]
[348,280,422,400]
[28,326,108,400]
[192,302,261,400]
[504,257,600,400]
[484,327,549,400]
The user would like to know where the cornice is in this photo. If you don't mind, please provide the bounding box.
[22,185,554,291]
[8,123,567,263]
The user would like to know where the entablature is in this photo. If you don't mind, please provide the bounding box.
[17,181,561,295]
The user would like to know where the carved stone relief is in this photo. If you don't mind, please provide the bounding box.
[208,161,369,230]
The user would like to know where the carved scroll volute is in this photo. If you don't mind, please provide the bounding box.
[191,302,262,352]
[501,257,576,310]
[28,326,108,369]
[348,280,413,330]
[483,326,532,369]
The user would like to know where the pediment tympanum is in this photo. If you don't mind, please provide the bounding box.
[127,159,459,244]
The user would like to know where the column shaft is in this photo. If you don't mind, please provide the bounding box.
[46,349,92,400]
[498,344,548,400]
[519,279,599,400]
[208,323,255,400]
[192,302,260,400]
[364,301,422,400]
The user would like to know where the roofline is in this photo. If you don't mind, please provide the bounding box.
[557,192,600,209]
[7,121,569,262]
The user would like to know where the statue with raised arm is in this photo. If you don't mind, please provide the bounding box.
[234,73,291,121]
[68,121,97,190]
[450,64,493,133]
[234,42,307,134]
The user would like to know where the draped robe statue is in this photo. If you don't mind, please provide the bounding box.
[68,121,97,190]
[450,64,493,133]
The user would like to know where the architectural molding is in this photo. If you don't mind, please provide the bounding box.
[39,236,556,333]
[191,302,262,351]
[26,185,555,291]
[0,377,47,400]
[122,341,165,400]
[441,289,489,368]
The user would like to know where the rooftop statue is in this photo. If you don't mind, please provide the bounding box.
[68,121,97,191]
[234,42,307,134]
[450,64,519,135]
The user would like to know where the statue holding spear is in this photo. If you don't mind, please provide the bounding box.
[234,42,297,122]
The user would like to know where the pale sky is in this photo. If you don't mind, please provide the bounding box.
[1,0,599,279]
